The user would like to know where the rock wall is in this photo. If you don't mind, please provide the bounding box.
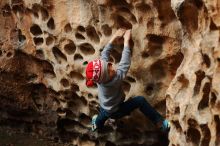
[0,0,219,146]
[167,0,220,146]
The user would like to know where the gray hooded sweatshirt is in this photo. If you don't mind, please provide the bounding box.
[97,44,131,113]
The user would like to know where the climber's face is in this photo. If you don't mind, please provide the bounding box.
[108,63,116,80]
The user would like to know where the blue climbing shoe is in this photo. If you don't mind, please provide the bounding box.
[160,119,170,132]
[91,115,98,131]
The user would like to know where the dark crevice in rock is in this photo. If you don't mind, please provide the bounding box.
[69,70,84,80]
[46,35,54,46]
[146,34,165,57]
[70,83,80,92]
[35,49,44,59]
[186,127,201,145]
[74,53,83,61]
[141,51,150,58]
[60,78,69,87]
[202,54,211,68]
[122,81,131,93]
[30,24,43,36]
[47,17,55,30]
[75,33,85,40]
[210,19,218,30]
[40,7,49,21]
[6,52,13,58]
[152,0,176,26]
[210,92,217,107]
[200,124,211,146]
[172,120,182,132]
[77,25,86,32]
[193,70,205,95]
[117,7,137,24]
[101,24,112,36]
[52,47,67,63]
[105,141,116,146]
[135,3,151,13]
[13,2,23,13]
[18,29,26,43]
[214,115,220,145]
[41,0,54,10]
[86,26,100,43]
[56,118,81,142]
[154,99,166,113]
[64,41,76,55]
[2,4,12,17]
[33,37,44,45]
[112,14,132,29]
[144,82,161,96]
[31,3,41,18]
[167,52,184,75]
[192,0,204,9]
[198,82,211,110]
[177,74,189,88]
[64,23,72,33]
[178,2,198,34]
[110,0,131,8]
[188,118,198,127]
[79,43,95,55]
[78,112,91,126]
[67,96,87,111]
[42,60,56,79]
[125,76,136,83]
[175,106,180,114]
[150,60,166,79]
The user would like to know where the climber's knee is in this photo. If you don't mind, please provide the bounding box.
[134,96,146,104]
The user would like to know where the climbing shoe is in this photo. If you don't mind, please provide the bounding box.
[160,119,170,132]
[91,114,98,131]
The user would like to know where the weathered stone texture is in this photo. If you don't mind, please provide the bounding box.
[167,0,220,146]
[0,0,219,146]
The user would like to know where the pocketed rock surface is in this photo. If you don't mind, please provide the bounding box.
[0,0,219,146]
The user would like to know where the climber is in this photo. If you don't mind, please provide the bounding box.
[85,28,170,132]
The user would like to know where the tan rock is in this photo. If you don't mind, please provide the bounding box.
[0,0,219,146]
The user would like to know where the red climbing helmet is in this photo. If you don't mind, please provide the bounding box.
[85,59,109,87]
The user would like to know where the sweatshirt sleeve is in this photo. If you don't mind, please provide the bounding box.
[100,43,113,62]
[116,46,131,80]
